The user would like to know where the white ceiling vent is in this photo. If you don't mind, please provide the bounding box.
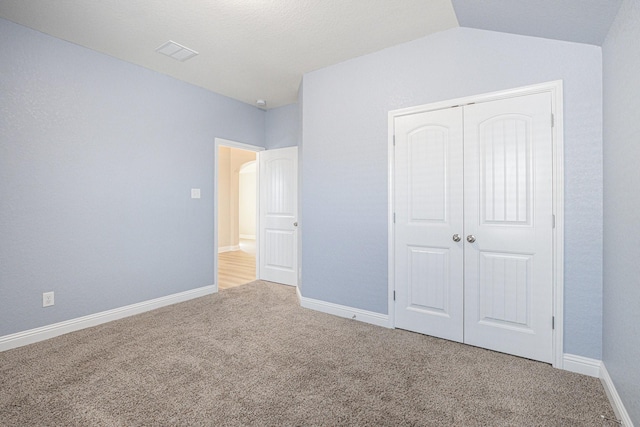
[155,40,198,62]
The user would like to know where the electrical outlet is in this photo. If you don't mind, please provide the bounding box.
[191,188,201,199]
[42,291,54,307]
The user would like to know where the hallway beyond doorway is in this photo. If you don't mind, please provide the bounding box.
[218,239,256,290]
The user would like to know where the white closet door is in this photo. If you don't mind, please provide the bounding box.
[259,146,298,286]
[463,92,553,363]
[393,92,554,363]
[394,107,464,342]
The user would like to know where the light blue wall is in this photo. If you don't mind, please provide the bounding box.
[300,27,604,359]
[265,104,299,149]
[602,0,640,422]
[0,18,265,336]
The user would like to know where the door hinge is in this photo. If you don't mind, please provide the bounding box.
[393,135,396,146]
[551,113,555,128]
[393,290,396,301]
[552,316,555,329]
[393,213,396,223]
[552,214,556,228]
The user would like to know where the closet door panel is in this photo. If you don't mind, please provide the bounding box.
[394,107,464,342]
[463,93,554,363]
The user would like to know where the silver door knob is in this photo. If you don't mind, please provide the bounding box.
[466,235,476,243]
[452,234,461,242]
[293,222,298,227]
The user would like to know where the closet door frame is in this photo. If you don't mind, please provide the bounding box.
[387,80,564,369]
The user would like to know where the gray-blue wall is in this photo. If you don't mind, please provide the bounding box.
[603,0,640,422]
[265,104,299,149]
[0,18,265,336]
[300,27,604,359]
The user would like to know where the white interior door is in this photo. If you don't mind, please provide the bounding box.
[463,93,553,363]
[394,107,464,342]
[393,92,554,363]
[258,146,298,286]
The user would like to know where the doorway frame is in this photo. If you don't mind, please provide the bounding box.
[387,80,565,368]
[214,137,264,292]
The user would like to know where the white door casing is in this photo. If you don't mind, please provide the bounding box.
[394,107,465,342]
[259,146,298,286]
[391,83,561,365]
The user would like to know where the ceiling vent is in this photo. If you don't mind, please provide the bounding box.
[155,40,198,62]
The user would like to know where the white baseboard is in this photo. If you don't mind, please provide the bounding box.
[218,245,240,253]
[563,353,602,377]
[601,363,634,427]
[561,355,633,426]
[239,234,256,240]
[0,285,216,352]
[296,287,390,328]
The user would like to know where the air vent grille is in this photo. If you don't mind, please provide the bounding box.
[155,40,198,62]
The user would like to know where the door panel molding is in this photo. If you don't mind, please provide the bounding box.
[388,81,564,368]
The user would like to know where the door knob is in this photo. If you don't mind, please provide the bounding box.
[452,234,461,242]
[293,222,298,227]
[466,235,476,243]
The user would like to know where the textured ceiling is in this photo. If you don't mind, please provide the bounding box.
[0,1,623,109]
[0,0,458,108]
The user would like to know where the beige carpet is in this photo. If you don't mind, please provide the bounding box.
[0,281,616,426]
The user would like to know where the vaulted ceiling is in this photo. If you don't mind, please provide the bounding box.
[0,0,622,108]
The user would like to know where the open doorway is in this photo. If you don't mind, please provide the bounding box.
[215,138,263,290]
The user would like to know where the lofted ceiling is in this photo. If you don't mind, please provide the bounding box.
[452,0,622,47]
[0,0,622,109]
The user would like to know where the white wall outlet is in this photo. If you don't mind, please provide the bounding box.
[191,188,201,199]
[42,291,54,307]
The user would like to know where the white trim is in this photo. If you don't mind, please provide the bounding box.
[218,245,240,253]
[562,353,602,377]
[297,287,391,328]
[388,81,565,368]
[390,81,564,117]
[214,138,263,291]
[0,285,216,352]
[601,363,635,427]
[387,108,396,329]
[239,234,256,240]
[550,81,565,369]
[562,355,634,426]
[214,138,265,152]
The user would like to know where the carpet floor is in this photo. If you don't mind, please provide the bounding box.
[0,281,616,426]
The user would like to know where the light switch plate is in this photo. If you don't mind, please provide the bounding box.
[191,188,201,199]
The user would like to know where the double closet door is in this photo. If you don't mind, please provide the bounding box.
[394,92,554,363]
